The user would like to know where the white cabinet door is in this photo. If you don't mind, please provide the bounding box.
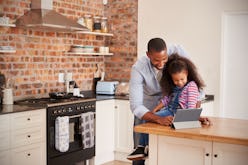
[213,142,248,165]
[11,142,46,165]
[95,100,115,165]
[157,136,212,165]
[0,150,11,165]
[114,100,134,162]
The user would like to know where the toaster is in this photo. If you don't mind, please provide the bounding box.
[96,81,119,95]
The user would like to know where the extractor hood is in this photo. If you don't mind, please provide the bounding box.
[16,0,89,32]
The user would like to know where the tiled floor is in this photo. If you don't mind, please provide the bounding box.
[102,160,131,165]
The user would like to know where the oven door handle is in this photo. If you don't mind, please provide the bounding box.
[69,112,95,119]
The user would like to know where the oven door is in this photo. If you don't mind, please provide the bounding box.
[47,108,95,165]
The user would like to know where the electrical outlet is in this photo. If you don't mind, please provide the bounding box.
[103,0,108,5]
[58,73,64,83]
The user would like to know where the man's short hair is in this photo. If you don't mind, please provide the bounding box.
[147,38,167,52]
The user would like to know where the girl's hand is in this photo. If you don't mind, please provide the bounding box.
[152,108,160,113]
[199,117,212,125]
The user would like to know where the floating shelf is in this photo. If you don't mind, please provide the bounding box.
[76,31,113,36]
[0,50,16,53]
[65,52,113,56]
[0,23,16,27]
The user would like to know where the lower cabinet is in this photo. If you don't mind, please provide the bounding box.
[154,135,248,165]
[11,142,46,165]
[95,99,134,165]
[0,109,46,165]
[95,100,116,165]
[114,100,134,163]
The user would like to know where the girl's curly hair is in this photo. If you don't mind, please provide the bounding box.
[160,53,205,96]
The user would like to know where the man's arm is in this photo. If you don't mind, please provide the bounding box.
[142,112,173,126]
[129,65,173,126]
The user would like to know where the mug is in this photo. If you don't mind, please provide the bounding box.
[73,88,80,97]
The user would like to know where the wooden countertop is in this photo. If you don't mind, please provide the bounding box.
[134,117,248,146]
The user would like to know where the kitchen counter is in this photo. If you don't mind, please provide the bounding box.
[0,104,45,115]
[134,117,248,146]
[0,91,214,115]
[135,117,248,165]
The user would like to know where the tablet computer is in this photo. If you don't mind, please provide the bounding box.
[171,108,202,129]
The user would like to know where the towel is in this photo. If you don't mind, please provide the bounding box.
[55,116,69,152]
[81,112,95,149]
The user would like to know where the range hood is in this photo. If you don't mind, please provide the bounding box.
[16,0,89,32]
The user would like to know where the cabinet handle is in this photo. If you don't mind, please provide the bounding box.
[27,135,31,138]
[205,153,209,156]
[27,118,31,121]
[214,154,218,158]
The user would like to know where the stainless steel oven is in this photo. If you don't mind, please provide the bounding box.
[47,100,96,165]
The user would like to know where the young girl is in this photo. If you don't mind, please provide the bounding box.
[152,53,205,116]
[127,53,209,161]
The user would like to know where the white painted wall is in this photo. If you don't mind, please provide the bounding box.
[138,0,248,116]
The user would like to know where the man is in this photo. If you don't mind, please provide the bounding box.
[128,38,188,165]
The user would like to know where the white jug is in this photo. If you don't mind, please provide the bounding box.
[2,88,13,104]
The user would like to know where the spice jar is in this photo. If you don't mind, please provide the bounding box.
[101,17,108,33]
[84,14,93,31]
[93,16,101,32]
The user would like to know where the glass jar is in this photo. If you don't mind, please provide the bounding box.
[93,16,101,32]
[84,14,93,31]
[101,17,108,33]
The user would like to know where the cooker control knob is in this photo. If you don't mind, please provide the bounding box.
[53,110,58,114]
[58,110,62,113]
[77,106,80,110]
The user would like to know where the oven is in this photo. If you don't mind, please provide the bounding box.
[47,100,96,165]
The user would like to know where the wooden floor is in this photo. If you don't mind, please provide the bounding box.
[102,160,131,165]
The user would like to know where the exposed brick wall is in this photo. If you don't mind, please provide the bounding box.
[0,0,137,100]
[104,0,137,82]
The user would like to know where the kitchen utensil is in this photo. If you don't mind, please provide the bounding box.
[49,92,73,99]
[2,88,13,104]
[115,82,129,96]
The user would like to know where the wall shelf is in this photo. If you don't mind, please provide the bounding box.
[0,23,16,27]
[65,52,113,56]
[76,31,113,36]
[0,50,16,53]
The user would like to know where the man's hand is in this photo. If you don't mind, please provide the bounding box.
[199,117,212,125]
[142,112,173,126]
[156,116,173,126]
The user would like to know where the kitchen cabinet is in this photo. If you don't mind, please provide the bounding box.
[155,136,248,165]
[95,99,134,164]
[135,117,248,165]
[0,109,46,165]
[95,100,116,165]
[114,100,133,163]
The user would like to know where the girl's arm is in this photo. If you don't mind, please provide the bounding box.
[186,81,199,109]
[152,101,164,113]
